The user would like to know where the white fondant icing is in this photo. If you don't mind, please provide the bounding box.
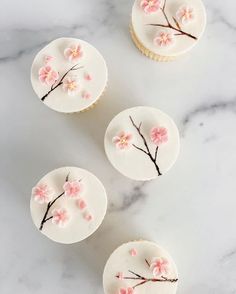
[132,0,206,57]
[31,38,108,113]
[30,167,107,244]
[104,106,180,181]
[103,240,178,294]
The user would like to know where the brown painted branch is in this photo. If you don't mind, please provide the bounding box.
[161,3,170,26]
[122,275,178,283]
[129,116,162,176]
[148,23,197,40]
[133,280,147,289]
[147,0,197,41]
[129,116,151,155]
[118,271,178,289]
[172,17,181,30]
[154,146,159,162]
[145,259,150,267]
[129,270,144,279]
[41,64,83,101]
[132,144,149,156]
[163,0,167,12]
[39,173,70,231]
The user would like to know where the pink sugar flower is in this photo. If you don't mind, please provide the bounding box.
[150,127,168,145]
[130,248,137,256]
[154,30,175,47]
[52,208,70,227]
[82,90,91,99]
[83,211,93,222]
[117,272,124,280]
[84,72,92,81]
[63,180,83,198]
[140,0,162,13]
[119,288,134,294]
[64,44,83,62]
[62,76,80,96]
[32,183,54,204]
[176,5,195,24]
[76,198,87,210]
[44,55,53,64]
[38,65,59,86]
[150,257,169,277]
[112,131,133,150]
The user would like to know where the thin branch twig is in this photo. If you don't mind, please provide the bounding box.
[41,65,83,101]
[129,116,162,176]
[117,269,178,289]
[39,173,70,231]
[148,0,197,41]
[145,259,150,267]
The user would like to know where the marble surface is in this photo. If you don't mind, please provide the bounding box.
[0,0,236,293]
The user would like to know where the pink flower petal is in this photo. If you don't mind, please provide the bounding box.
[112,131,133,150]
[76,198,87,210]
[83,211,93,222]
[63,180,82,198]
[84,72,92,81]
[129,248,137,256]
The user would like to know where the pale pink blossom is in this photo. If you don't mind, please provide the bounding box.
[150,127,168,145]
[52,208,70,227]
[76,198,87,210]
[82,90,91,99]
[176,5,195,24]
[63,180,83,198]
[112,131,133,150]
[83,211,93,222]
[154,30,175,47]
[84,72,92,81]
[140,0,162,13]
[62,76,80,96]
[119,288,134,294]
[32,183,54,204]
[150,257,169,277]
[129,248,137,256]
[64,44,83,62]
[38,65,59,86]
[44,55,53,64]
[117,272,124,280]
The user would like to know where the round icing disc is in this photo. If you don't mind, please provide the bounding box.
[104,106,180,181]
[31,37,108,113]
[103,240,178,294]
[132,0,206,57]
[30,167,107,244]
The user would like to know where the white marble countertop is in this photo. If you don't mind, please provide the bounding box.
[1,0,236,293]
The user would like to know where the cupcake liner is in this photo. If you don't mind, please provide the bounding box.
[130,23,176,62]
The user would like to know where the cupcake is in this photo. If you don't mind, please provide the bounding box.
[31,38,108,113]
[103,240,178,294]
[30,167,107,244]
[104,106,180,181]
[131,0,207,61]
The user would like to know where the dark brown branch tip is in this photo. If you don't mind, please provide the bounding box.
[145,259,150,267]
[66,172,70,182]
[121,264,178,289]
